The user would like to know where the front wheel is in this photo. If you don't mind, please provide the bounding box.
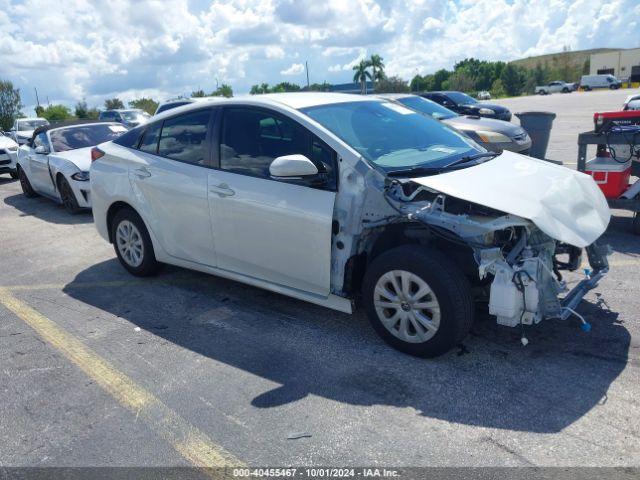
[111,208,160,277]
[18,167,38,198]
[362,246,473,358]
[58,176,81,214]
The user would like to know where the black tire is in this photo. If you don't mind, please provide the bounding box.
[632,213,640,236]
[562,88,569,93]
[362,245,473,358]
[57,175,81,214]
[538,90,545,95]
[9,170,18,179]
[111,208,161,277]
[17,166,38,198]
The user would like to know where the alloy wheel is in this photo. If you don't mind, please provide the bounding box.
[115,220,145,267]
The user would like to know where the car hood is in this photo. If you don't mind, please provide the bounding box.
[0,136,18,149]
[462,102,508,111]
[410,151,610,247]
[16,130,34,139]
[442,116,525,136]
[56,146,93,171]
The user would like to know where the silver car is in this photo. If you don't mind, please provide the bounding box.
[378,94,532,155]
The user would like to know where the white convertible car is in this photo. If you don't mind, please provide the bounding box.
[17,121,128,213]
[0,131,19,178]
[90,93,610,357]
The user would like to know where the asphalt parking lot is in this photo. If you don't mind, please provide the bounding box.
[1,90,640,471]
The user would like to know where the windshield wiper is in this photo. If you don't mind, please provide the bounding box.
[442,152,498,169]
[385,165,443,177]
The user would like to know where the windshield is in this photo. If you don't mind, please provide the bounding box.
[396,96,458,120]
[17,119,48,131]
[445,92,478,105]
[121,111,149,121]
[301,101,481,171]
[49,124,128,152]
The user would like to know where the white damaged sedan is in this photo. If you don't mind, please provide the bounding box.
[90,93,611,357]
[0,130,19,178]
[17,121,128,213]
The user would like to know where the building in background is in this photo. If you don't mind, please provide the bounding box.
[590,47,640,85]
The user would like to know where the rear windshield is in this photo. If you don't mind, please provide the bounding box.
[50,124,129,152]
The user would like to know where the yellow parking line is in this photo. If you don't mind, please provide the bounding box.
[3,277,200,292]
[0,287,244,470]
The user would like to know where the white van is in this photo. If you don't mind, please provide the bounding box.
[580,74,622,91]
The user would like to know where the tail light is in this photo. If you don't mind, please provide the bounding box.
[91,147,105,162]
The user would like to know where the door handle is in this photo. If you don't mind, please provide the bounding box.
[134,167,152,179]
[209,183,235,197]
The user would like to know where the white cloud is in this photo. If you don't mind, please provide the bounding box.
[0,0,635,113]
[280,63,305,75]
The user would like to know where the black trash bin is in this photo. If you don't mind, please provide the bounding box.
[515,111,556,160]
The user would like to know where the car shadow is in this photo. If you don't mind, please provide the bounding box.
[3,193,92,225]
[0,176,17,185]
[63,260,630,434]
[605,214,640,256]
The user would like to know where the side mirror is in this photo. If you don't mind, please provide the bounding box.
[34,145,49,155]
[269,154,318,178]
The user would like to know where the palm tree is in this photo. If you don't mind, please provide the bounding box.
[353,60,372,94]
[369,54,385,91]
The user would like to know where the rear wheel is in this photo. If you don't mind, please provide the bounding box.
[18,166,38,198]
[58,176,81,214]
[111,208,160,277]
[562,87,569,93]
[362,246,473,358]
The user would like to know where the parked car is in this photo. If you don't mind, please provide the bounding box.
[99,109,150,128]
[477,91,491,100]
[421,91,512,121]
[90,93,610,358]
[10,117,49,145]
[580,74,622,91]
[16,121,128,213]
[535,81,573,95]
[0,131,19,178]
[376,94,531,154]
[623,93,640,110]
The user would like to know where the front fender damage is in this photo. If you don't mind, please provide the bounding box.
[381,179,610,329]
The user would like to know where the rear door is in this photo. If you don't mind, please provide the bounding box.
[207,106,337,296]
[128,108,218,266]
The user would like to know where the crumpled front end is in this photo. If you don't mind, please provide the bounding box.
[384,179,610,329]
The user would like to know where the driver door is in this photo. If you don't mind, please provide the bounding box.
[207,107,337,296]
[28,132,55,195]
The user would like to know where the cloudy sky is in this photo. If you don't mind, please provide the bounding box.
[1,0,637,113]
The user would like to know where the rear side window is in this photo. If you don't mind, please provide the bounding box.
[113,125,144,148]
[139,122,162,154]
[157,109,211,165]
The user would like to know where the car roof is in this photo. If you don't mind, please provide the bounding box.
[374,93,415,100]
[152,93,379,120]
[102,109,142,113]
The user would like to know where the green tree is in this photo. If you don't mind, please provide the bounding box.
[490,78,507,98]
[104,98,124,110]
[446,71,476,93]
[250,83,270,95]
[129,97,159,114]
[0,80,22,131]
[87,107,100,119]
[432,69,450,91]
[352,60,372,94]
[211,84,233,97]
[500,63,524,96]
[35,105,45,117]
[410,74,434,92]
[375,76,409,93]
[308,81,332,92]
[369,54,385,90]
[75,99,89,118]
[42,104,72,122]
[191,89,206,98]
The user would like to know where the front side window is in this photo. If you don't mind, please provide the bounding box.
[33,132,49,150]
[157,109,210,165]
[444,92,477,105]
[301,101,481,171]
[220,108,311,178]
[50,124,128,152]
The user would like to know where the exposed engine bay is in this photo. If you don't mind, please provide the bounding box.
[374,178,610,329]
